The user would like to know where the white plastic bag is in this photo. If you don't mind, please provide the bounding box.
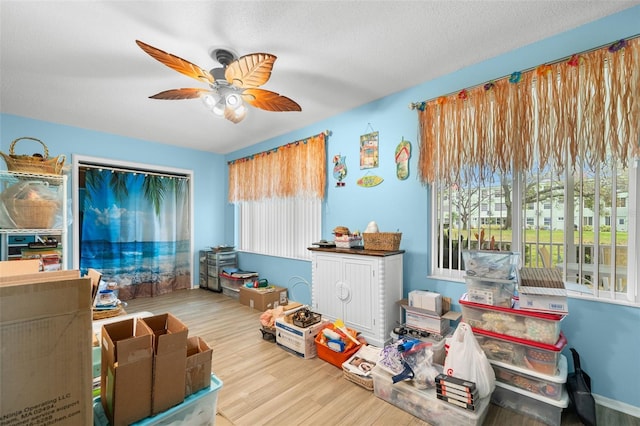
[443,322,495,398]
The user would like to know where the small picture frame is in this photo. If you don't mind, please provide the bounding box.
[360,131,379,169]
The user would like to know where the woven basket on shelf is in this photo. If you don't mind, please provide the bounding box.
[3,198,59,229]
[363,232,402,251]
[0,137,65,175]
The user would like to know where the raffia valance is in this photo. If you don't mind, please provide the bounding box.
[228,132,326,202]
[415,37,640,184]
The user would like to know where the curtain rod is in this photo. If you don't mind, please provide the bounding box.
[228,129,331,165]
[409,33,640,110]
[80,163,189,179]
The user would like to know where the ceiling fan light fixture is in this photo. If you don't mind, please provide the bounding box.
[233,105,247,121]
[225,93,243,110]
[201,93,221,110]
[212,97,226,116]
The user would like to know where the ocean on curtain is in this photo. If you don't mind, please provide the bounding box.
[79,167,191,300]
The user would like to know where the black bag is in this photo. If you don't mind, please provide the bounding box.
[567,347,597,426]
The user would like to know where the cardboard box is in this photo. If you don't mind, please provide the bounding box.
[518,293,569,314]
[275,317,326,359]
[185,336,213,397]
[399,297,462,335]
[1,271,93,426]
[101,318,154,426]
[0,258,40,276]
[408,290,442,315]
[405,310,451,334]
[239,285,288,311]
[139,313,189,414]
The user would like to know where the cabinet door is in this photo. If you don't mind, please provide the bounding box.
[312,254,343,321]
[342,257,376,335]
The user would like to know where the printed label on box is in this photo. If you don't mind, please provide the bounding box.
[468,288,494,305]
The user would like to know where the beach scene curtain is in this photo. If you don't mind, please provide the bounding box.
[79,166,191,300]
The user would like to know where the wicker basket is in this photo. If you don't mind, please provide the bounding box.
[92,306,126,321]
[3,198,59,228]
[342,367,374,390]
[0,137,65,175]
[363,232,402,251]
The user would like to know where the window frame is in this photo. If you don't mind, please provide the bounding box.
[429,158,639,307]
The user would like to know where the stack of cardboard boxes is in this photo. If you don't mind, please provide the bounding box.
[0,259,218,426]
[100,313,213,425]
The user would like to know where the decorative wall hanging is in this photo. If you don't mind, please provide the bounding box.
[332,154,347,187]
[395,137,411,180]
[360,126,379,169]
[357,173,383,188]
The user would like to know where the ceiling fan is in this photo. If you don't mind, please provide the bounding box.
[135,40,301,123]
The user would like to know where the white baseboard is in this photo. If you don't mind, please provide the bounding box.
[593,393,640,419]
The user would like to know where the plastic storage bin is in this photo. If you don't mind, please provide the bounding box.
[491,381,569,426]
[462,250,519,279]
[371,366,490,425]
[390,325,451,365]
[464,276,516,307]
[491,354,567,401]
[93,374,222,425]
[315,326,362,368]
[219,273,255,299]
[460,296,564,344]
[472,327,567,376]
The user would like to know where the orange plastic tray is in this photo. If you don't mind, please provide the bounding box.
[314,324,363,368]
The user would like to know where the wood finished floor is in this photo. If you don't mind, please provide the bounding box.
[123,288,640,426]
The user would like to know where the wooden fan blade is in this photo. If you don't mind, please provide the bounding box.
[149,88,211,100]
[225,53,276,89]
[136,40,215,85]
[242,88,302,112]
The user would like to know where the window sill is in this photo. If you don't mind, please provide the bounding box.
[427,273,639,308]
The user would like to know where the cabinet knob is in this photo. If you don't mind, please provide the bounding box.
[335,281,351,302]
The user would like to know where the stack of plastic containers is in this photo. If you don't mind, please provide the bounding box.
[461,250,569,426]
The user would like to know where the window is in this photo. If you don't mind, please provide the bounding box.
[237,198,321,260]
[228,132,326,261]
[431,156,638,304]
[419,38,639,305]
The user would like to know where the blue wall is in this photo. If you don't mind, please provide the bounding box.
[1,5,639,411]
[0,114,228,273]
[226,6,640,411]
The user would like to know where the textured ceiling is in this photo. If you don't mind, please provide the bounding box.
[1,1,639,154]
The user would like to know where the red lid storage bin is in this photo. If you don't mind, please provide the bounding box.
[460,295,565,344]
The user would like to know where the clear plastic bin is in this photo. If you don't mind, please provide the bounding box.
[93,374,222,426]
[390,325,451,365]
[460,295,564,344]
[491,354,567,400]
[464,276,516,307]
[371,365,489,426]
[462,250,519,279]
[473,327,567,376]
[491,381,569,426]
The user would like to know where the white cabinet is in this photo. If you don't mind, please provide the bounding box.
[310,248,404,347]
[0,171,67,268]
